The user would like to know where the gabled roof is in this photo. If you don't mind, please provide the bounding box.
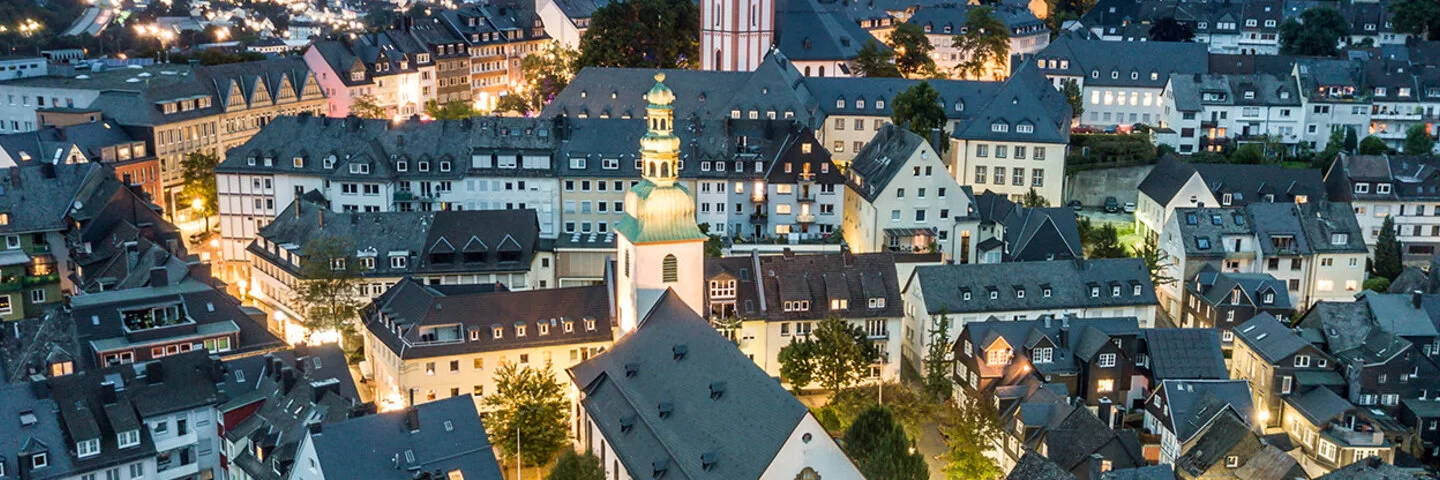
[911,258,1157,314]
[1286,386,1353,425]
[847,123,930,203]
[1141,328,1227,380]
[1189,270,1292,311]
[1154,379,1257,443]
[1006,452,1076,480]
[1233,313,1312,364]
[973,191,1082,262]
[775,0,880,62]
[310,395,503,479]
[567,290,816,480]
[1034,34,1209,88]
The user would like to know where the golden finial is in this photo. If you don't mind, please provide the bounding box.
[654,72,665,83]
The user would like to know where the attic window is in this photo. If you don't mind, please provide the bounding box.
[1225,455,1239,468]
[1043,288,1052,297]
[419,161,430,172]
[1130,71,1139,80]
[991,123,1008,133]
[1016,124,1033,134]
[1264,293,1275,304]
[492,326,503,339]
[293,157,304,168]
[440,161,451,172]
[324,155,336,169]
[1150,72,1158,80]
[1133,285,1142,296]
[349,163,370,174]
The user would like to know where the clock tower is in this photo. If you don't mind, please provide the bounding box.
[615,73,709,335]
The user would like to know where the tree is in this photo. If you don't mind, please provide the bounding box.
[923,311,953,401]
[180,152,219,217]
[1391,0,1440,40]
[1149,17,1195,42]
[500,43,579,115]
[576,0,698,68]
[349,95,387,119]
[1405,124,1435,155]
[856,40,902,77]
[889,23,937,77]
[1359,135,1391,155]
[1344,126,1359,154]
[292,237,365,335]
[1022,188,1051,208]
[891,82,947,139]
[952,7,1011,80]
[1132,236,1176,289]
[1374,215,1403,280]
[811,316,872,391]
[844,407,929,480]
[1229,143,1266,164]
[827,382,937,439]
[484,361,570,469]
[777,337,818,388]
[1279,8,1349,56]
[547,451,605,480]
[1061,79,1084,120]
[424,100,479,120]
[940,398,1003,480]
[1364,276,1392,293]
[699,223,723,257]
[1087,223,1127,258]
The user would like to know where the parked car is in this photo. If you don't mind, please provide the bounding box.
[1104,197,1120,213]
[1072,126,1099,134]
[1123,202,1136,213]
[1066,200,1083,211]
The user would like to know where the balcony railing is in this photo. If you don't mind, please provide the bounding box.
[1371,110,1422,120]
[751,191,766,203]
[797,214,817,223]
[23,273,58,286]
[749,213,768,224]
[0,276,21,292]
[798,191,817,202]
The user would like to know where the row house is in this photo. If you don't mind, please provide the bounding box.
[248,200,553,341]
[873,4,1049,81]
[435,3,550,109]
[291,395,505,479]
[1294,47,1440,154]
[0,119,163,206]
[1157,201,1367,318]
[906,258,1158,371]
[1180,269,1294,350]
[305,32,429,119]
[1142,379,1259,465]
[843,124,978,257]
[1325,154,1440,262]
[362,278,612,411]
[1230,313,1341,430]
[1134,155,1326,242]
[991,384,1149,477]
[1160,73,1303,154]
[1081,0,1285,55]
[4,58,326,217]
[954,316,1141,418]
[12,351,229,480]
[703,249,907,384]
[972,190,1082,263]
[1026,34,1209,129]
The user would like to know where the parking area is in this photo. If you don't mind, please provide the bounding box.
[1077,209,1145,248]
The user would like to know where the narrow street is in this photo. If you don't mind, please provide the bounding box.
[916,420,948,480]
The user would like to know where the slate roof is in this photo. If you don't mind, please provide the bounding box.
[1287,386,1353,425]
[1139,155,1327,206]
[0,163,107,235]
[309,395,503,480]
[906,3,1046,36]
[775,0,880,62]
[954,65,1072,145]
[1042,406,1147,472]
[1155,379,1257,443]
[1101,465,1176,480]
[1232,313,1311,363]
[1301,300,1416,365]
[567,290,818,480]
[805,76,1000,121]
[253,199,541,278]
[1326,154,1440,203]
[1355,291,1440,339]
[70,277,283,369]
[709,251,905,321]
[1032,34,1209,88]
[973,191,1082,262]
[1315,457,1413,479]
[846,123,930,203]
[1141,328,1227,380]
[957,316,1139,379]
[1166,73,1302,112]
[911,258,1157,314]
[83,57,320,127]
[0,120,146,166]
[1006,452,1076,480]
[1189,269,1292,311]
[365,278,613,360]
[1175,410,1301,480]
[221,348,361,480]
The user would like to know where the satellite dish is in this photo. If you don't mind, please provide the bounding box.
[73,201,83,210]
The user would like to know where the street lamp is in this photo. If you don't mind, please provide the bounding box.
[191,197,209,233]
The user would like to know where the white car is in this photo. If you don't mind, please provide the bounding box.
[1123,202,1136,214]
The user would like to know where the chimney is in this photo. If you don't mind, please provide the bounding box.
[1088,453,1107,478]
[281,366,298,394]
[307,421,323,436]
[783,247,794,259]
[1059,319,1071,347]
[318,209,325,228]
[8,170,19,189]
[841,243,854,266]
[100,381,118,405]
[405,407,421,433]
[1413,290,1423,309]
[149,266,169,287]
[146,362,165,384]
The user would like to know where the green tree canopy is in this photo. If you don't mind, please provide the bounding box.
[777,317,873,391]
[1405,124,1435,155]
[891,82,947,139]
[1374,215,1403,280]
[546,450,605,480]
[483,362,571,468]
[923,311,953,401]
[952,7,1011,80]
[1391,0,1440,40]
[941,398,1003,479]
[856,40,903,77]
[1086,223,1127,258]
[889,23,937,77]
[425,100,479,120]
[1132,236,1176,289]
[180,152,219,216]
[844,406,928,480]
[1279,8,1349,56]
[349,94,387,119]
[292,237,365,335]
[1061,79,1083,119]
[1344,127,1360,154]
[1364,276,1392,293]
[499,43,578,116]
[778,337,818,388]
[1359,135,1391,155]
[1023,188,1051,208]
[1229,143,1266,164]
[576,0,699,68]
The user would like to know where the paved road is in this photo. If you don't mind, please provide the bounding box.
[916,420,949,480]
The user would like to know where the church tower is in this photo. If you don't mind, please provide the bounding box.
[700,0,773,71]
[615,73,709,334]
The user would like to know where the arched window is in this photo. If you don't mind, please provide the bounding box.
[660,162,670,177]
[819,66,826,76]
[663,254,678,282]
[714,49,723,70]
[713,2,721,25]
[804,66,811,76]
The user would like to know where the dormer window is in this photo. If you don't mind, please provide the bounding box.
[440,161,451,172]
[1133,285,1142,296]
[1112,286,1121,297]
[391,255,407,269]
[324,155,336,169]
[516,324,526,337]
[1355,183,1369,194]
[1375,87,1386,96]
[31,452,47,469]
[1017,124,1033,133]
[991,123,1009,133]
[1130,71,1139,80]
[1043,288,1052,297]
[1264,292,1275,304]
[835,98,844,108]
[1091,287,1100,297]
[1244,91,1255,99]
[1331,233,1349,245]
[986,347,1012,366]
[330,258,345,270]
[397,160,408,172]
[349,163,370,174]
[1377,183,1392,194]
[118,429,141,449]
[293,156,304,168]
[1016,289,1026,299]
[1033,347,1053,363]
[76,438,100,458]
[351,71,364,81]
[963,291,972,301]
[492,326,503,339]
[419,161,430,172]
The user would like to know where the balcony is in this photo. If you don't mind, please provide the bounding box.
[1371,109,1422,121]
[797,214,816,223]
[1374,129,1407,140]
[394,191,416,201]
[0,276,21,292]
[751,190,766,203]
[798,191,817,202]
[749,213,768,224]
[23,273,58,286]
[1327,422,1385,447]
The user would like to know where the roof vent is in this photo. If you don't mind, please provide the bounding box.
[710,381,726,400]
[652,459,669,479]
[658,402,674,419]
[619,415,636,433]
[701,451,718,471]
[672,344,688,360]
[625,363,639,377]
